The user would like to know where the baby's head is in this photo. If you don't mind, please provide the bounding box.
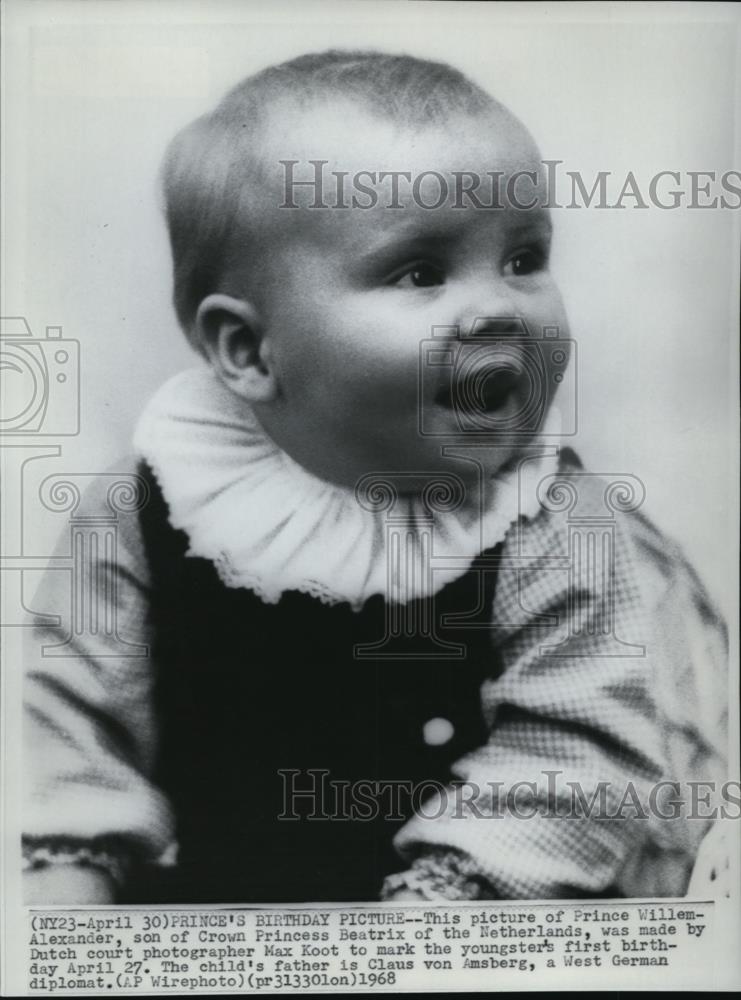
[162,50,570,488]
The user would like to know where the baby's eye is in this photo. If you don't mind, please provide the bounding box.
[505,247,547,277]
[392,262,445,288]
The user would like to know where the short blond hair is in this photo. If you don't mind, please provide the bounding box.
[161,49,505,339]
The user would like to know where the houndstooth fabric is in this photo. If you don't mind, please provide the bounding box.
[23,453,728,899]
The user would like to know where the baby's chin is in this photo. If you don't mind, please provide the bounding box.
[344,443,529,504]
[254,398,538,499]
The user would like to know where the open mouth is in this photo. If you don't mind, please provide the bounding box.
[435,366,525,414]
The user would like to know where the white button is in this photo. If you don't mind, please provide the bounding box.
[423,717,455,746]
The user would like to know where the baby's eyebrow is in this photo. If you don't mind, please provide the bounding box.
[357,230,454,269]
[506,210,553,240]
[356,210,552,269]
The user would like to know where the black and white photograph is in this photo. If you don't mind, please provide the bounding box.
[1,0,739,993]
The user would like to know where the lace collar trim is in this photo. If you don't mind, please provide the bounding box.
[133,366,560,611]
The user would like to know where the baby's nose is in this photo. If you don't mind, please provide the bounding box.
[454,280,522,339]
[463,316,528,339]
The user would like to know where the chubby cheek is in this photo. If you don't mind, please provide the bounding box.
[536,283,569,335]
[281,299,423,415]
[532,292,571,419]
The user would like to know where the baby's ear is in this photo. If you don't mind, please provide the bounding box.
[194,294,277,403]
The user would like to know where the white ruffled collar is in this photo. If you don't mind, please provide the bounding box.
[133,366,560,611]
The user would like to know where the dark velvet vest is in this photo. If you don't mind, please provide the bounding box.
[123,462,505,903]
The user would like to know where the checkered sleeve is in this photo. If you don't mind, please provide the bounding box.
[23,464,176,888]
[388,470,727,900]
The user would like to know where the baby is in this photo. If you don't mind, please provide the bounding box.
[23,50,728,904]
